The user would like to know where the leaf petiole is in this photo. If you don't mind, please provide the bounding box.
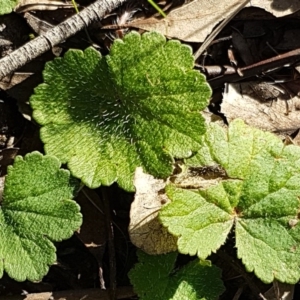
[147,0,166,17]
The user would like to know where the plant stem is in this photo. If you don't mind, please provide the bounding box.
[147,0,166,17]
[101,187,117,300]
[71,0,80,13]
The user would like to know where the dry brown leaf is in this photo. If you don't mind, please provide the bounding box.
[249,0,300,17]
[129,167,177,255]
[129,0,249,43]
[221,83,300,135]
[23,287,135,300]
[15,0,73,13]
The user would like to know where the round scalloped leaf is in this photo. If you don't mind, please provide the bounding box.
[0,0,18,15]
[160,119,300,283]
[0,151,82,282]
[129,251,224,300]
[160,184,235,259]
[30,31,211,191]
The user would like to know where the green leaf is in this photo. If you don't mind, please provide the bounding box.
[30,31,211,191]
[0,151,82,281]
[129,251,224,300]
[0,0,18,15]
[160,119,300,283]
[160,185,235,259]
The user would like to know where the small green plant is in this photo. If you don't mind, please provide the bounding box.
[0,0,19,15]
[2,30,300,298]
[129,251,224,300]
[160,119,300,284]
[0,152,82,281]
[30,31,211,190]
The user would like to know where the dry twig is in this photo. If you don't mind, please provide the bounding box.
[0,0,128,80]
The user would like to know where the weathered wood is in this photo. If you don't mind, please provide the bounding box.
[4,286,135,300]
[0,0,127,80]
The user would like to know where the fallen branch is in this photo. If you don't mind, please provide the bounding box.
[208,48,300,89]
[0,0,127,80]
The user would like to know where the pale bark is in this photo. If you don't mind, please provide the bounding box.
[5,286,134,300]
[0,0,127,80]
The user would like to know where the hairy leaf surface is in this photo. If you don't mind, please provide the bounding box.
[30,31,211,190]
[160,119,300,283]
[0,152,82,281]
[129,251,224,300]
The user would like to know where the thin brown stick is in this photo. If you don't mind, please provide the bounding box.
[0,0,128,80]
[101,187,117,300]
[208,48,300,88]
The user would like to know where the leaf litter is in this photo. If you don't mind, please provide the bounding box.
[129,167,177,255]
[128,0,250,43]
[222,83,300,135]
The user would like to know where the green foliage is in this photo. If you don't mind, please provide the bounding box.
[0,0,18,15]
[129,251,224,300]
[30,31,211,191]
[160,119,300,284]
[0,152,82,281]
[147,0,166,17]
[23,27,300,291]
